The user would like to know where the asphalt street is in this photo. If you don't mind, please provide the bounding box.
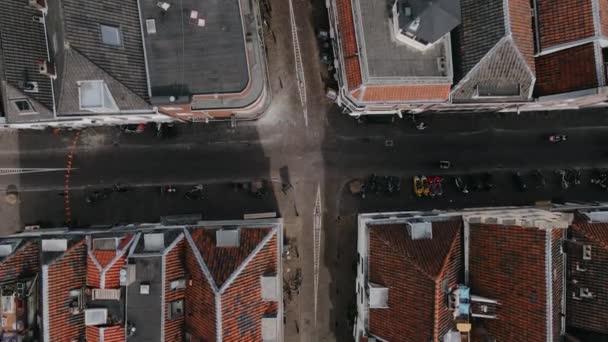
[2,0,608,339]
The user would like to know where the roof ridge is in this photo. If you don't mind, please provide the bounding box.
[572,223,608,250]
[58,47,148,110]
[184,228,220,293]
[371,228,435,280]
[436,224,461,281]
[218,227,277,293]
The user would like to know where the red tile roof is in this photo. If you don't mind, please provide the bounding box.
[370,221,461,279]
[535,43,599,96]
[536,0,595,48]
[47,240,87,341]
[87,235,134,289]
[508,0,536,72]
[336,0,362,90]
[185,237,217,340]
[469,224,550,341]
[191,228,271,288]
[87,253,102,288]
[367,221,461,341]
[0,241,39,283]
[104,253,126,289]
[221,233,278,341]
[85,325,124,342]
[165,238,186,342]
[360,84,451,103]
[601,0,608,36]
[571,222,608,250]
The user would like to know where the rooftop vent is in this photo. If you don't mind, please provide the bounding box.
[261,315,278,341]
[41,239,67,252]
[37,60,56,79]
[260,274,278,301]
[368,283,389,308]
[23,81,39,93]
[28,0,47,11]
[85,308,108,326]
[216,228,240,247]
[407,221,433,240]
[143,233,164,251]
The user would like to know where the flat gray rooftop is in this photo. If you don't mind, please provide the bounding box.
[126,257,162,342]
[354,0,451,81]
[139,0,249,101]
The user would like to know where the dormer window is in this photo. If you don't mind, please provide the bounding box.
[78,80,118,113]
[11,99,36,114]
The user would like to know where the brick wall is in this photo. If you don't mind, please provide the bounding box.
[368,229,436,341]
[221,234,278,342]
[509,0,535,71]
[552,229,565,340]
[536,0,594,48]
[165,239,186,342]
[566,230,608,334]
[469,225,548,341]
[535,43,599,96]
[599,0,608,37]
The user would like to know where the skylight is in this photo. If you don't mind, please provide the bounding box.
[100,24,122,46]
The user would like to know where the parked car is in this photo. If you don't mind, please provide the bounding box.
[548,134,567,143]
[121,123,146,133]
[513,172,527,191]
[555,169,569,190]
[468,174,484,192]
[421,176,430,196]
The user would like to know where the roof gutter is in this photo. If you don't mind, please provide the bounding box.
[545,230,553,342]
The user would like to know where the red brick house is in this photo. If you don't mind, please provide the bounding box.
[355,209,573,342]
[566,220,608,336]
[0,218,283,342]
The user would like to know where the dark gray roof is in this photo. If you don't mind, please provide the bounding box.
[451,37,534,102]
[58,0,149,101]
[139,0,249,102]
[396,0,461,44]
[452,0,506,81]
[126,256,163,342]
[0,0,54,111]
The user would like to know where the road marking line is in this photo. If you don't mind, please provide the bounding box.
[0,168,72,176]
[313,183,322,325]
[288,0,308,127]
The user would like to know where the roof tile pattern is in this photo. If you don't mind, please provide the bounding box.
[336,0,362,90]
[469,224,548,341]
[47,241,87,341]
[551,229,565,340]
[435,230,462,340]
[59,0,149,100]
[600,0,608,36]
[360,85,451,103]
[535,43,599,96]
[453,37,534,102]
[0,241,39,283]
[87,253,102,288]
[368,221,461,341]
[221,234,278,341]
[370,222,462,279]
[104,254,126,289]
[86,326,100,341]
[567,223,608,334]
[102,325,125,341]
[536,0,594,49]
[508,0,536,71]
[185,238,217,341]
[454,0,506,80]
[0,0,54,110]
[191,228,270,288]
[165,238,186,342]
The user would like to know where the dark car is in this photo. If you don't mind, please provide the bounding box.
[532,169,546,189]
[454,176,469,194]
[513,172,527,191]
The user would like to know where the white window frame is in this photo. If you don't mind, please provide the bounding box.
[11,99,36,114]
[77,80,119,112]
